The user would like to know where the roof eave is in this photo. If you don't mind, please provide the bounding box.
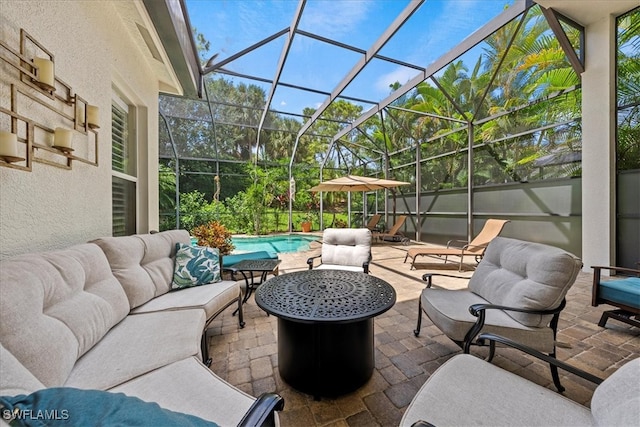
[143,0,201,98]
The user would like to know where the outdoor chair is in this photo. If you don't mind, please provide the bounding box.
[306,228,372,273]
[365,214,381,232]
[372,215,409,244]
[401,333,639,427]
[404,218,509,271]
[591,265,640,328]
[414,236,582,392]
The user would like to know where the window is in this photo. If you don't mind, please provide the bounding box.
[112,96,137,236]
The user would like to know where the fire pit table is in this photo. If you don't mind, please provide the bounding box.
[255,269,396,398]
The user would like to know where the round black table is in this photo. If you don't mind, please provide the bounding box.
[255,269,396,398]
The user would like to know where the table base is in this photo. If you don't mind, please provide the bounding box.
[277,318,374,398]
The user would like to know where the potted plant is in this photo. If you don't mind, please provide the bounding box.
[190,220,235,255]
[300,212,314,232]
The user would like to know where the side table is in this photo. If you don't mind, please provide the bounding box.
[225,258,282,305]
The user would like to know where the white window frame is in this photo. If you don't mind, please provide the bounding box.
[111,91,138,236]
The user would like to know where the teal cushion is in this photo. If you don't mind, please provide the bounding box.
[223,251,278,268]
[0,387,218,426]
[599,277,640,309]
[172,243,221,290]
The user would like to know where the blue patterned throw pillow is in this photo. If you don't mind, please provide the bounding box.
[172,243,221,290]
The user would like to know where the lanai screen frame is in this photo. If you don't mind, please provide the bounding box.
[162,0,585,240]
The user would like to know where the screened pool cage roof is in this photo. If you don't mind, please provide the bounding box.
[159,0,585,175]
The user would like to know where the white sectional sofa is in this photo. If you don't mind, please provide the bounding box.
[0,230,283,426]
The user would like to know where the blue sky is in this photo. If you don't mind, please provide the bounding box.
[186,0,516,116]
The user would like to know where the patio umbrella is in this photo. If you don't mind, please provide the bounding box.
[309,175,410,192]
[309,175,410,228]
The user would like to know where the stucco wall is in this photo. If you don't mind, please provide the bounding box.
[0,1,160,259]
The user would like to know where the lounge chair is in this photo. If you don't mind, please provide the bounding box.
[404,218,509,271]
[372,215,409,244]
[365,214,381,232]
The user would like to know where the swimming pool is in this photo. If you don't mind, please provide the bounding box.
[231,234,319,254]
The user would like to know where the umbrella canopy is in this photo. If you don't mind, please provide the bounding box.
[309,175,410,192]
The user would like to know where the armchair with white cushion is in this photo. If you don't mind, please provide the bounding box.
[307,228,372,273]
[414,237,582,392]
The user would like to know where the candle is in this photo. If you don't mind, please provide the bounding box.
[87,105,99,127]
[54,128,72,149]
[0,131,19,157]
[33,57,55,87]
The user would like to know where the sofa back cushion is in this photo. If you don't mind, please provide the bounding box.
[321,228,371,267]
[591,358,640,426]
[93,230,191,309]
[469,237,582,327]
[0,244,129,387]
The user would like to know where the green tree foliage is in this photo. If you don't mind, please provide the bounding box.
[617,8,640,171]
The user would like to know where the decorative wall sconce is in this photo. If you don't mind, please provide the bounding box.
[87,105,99,129]
[0,131,24,163]
[53,128,73,153]
[32,57,55,91]
[0,106,32,171]
[0,28,99,171]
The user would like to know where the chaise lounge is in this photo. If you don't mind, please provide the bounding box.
[372,215,409,244]
[404,218,509,271]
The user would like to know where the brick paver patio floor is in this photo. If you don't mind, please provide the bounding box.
[206,237,639,426]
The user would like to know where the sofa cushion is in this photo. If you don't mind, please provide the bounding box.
[591,358,640,426]
[469,237,581,327]
[111,357,256,426]
[64,309,205,390]
[0,344,45,396]
[421,289,556,352]
[321,228,371,268]
[131,280,240,324]
[0,244,129,387]
[92,230,191,308]
[0,387,218,427]
[172,244,221,289]
[400,354,593,427]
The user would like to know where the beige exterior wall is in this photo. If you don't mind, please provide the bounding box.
[0,1,160,259]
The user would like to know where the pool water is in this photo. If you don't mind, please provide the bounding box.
[231,234,319,254]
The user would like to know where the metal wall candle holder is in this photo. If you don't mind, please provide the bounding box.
[0,29,99,170]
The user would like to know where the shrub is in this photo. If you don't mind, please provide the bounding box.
[333,218,348,228]
[191,221,235,255]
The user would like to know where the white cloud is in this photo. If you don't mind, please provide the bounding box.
[375,67,416,93]
[302,0,372,39]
